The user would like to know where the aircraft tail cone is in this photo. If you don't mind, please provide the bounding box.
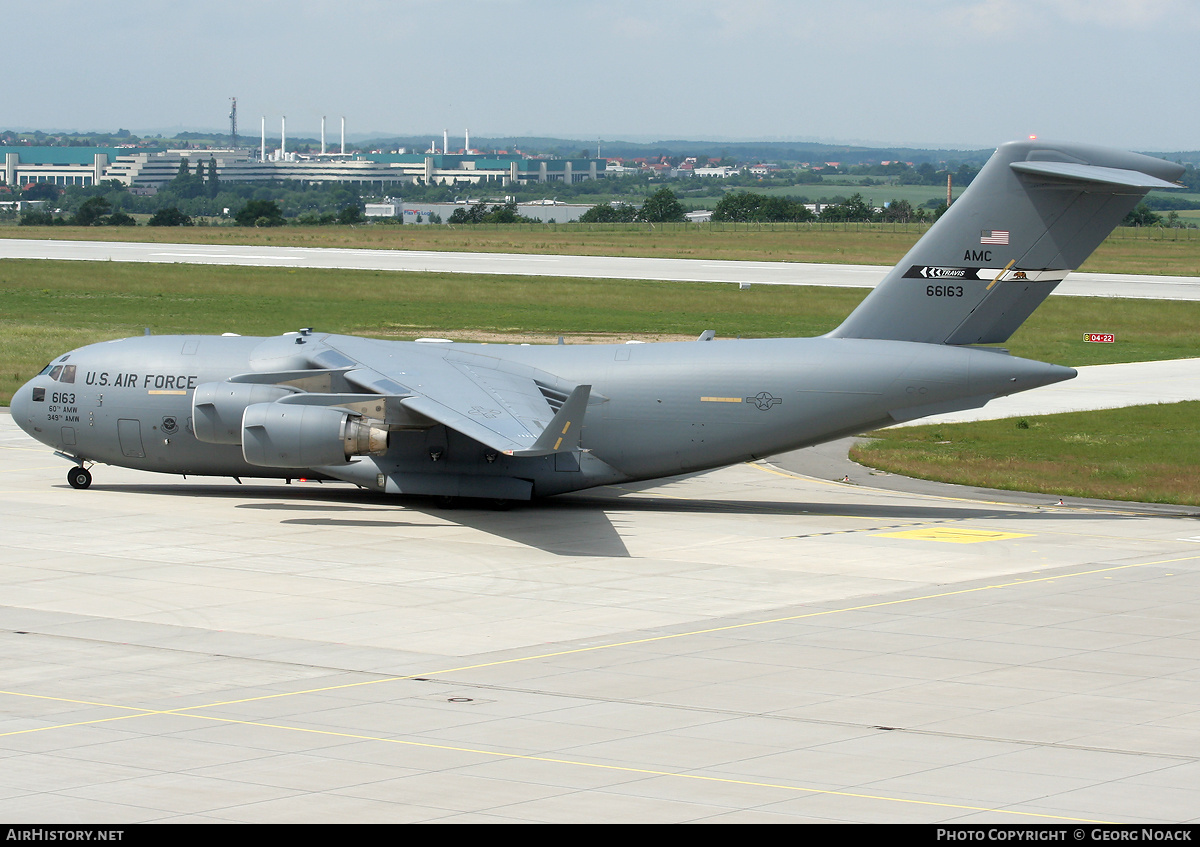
[968,351,1076,399]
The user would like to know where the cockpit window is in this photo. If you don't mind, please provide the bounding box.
[38,363,54,376]
[59,365,76,384]
[48,366,63,381]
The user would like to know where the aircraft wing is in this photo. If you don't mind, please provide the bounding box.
[308,337,588,457]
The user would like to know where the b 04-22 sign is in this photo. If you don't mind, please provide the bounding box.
[1084,333,1115,343]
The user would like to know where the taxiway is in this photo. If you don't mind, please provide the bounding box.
[2,237,1198,822]
[2,412,1198,823]
[1,237,1198,300]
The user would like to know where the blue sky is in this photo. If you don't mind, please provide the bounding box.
[11,0,1199,151]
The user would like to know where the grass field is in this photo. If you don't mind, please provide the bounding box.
[4,223,1200,275]
[4,229,1196,505]
[849,403,1200,506]
[0,222,932,264]
[758,182,959,209]
[1166,210,1200,225]
[675,183,962,211]
[3,258,1199,405]
[697,181,1200,214]
[0,260,862,404]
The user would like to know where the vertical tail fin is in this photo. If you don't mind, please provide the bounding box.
[829,141,1182,345]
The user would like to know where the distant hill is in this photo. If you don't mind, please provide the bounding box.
[360,135,997,166]
[5,126,1196,167]
[1144,151,1200,166]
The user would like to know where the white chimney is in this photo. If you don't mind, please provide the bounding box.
[321,116,326,155]
[260,116,265,162]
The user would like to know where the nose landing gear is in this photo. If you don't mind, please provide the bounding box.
[67,466,92,490]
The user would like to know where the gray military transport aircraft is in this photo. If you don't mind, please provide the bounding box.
[10,141,1183,504]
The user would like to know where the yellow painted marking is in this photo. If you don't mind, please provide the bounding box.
[553,437,563,450]
[986,259,1016,290]
[561,421,571,434]
[7,552,1196,721]
[148,389,187,395]
[6,553,1200,822]
[701,396,741,403]
[0,693,1112,822]
[125,713,1128,823]
[876,527,1031,544]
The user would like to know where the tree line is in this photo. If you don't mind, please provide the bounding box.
[577,188,688,223]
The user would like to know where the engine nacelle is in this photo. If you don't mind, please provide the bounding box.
[193,382,293,444]
[241,402,389,468]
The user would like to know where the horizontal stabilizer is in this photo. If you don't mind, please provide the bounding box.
[1009,160,1181,189]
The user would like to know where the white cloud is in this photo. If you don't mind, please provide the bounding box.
[946,0,1199,34]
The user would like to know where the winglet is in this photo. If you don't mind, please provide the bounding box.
[508,384,591,457]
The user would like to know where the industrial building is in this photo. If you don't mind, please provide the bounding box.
[0,146,607,190]
[390,199,598,224]
[2,148,123,188]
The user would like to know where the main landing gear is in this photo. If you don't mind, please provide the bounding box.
[67,466,92,490]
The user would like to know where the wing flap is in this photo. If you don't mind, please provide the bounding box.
[399,393,535,454]
[317,336,586,455]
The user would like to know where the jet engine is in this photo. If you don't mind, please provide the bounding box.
[241,402,389,468]
[193,382,293,445]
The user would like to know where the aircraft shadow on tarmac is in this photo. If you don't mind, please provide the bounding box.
[74,478,1139,559]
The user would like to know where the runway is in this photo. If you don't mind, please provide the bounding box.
[2,412,1199,823]
[3,237,1198,822]
[1,237,1198,300]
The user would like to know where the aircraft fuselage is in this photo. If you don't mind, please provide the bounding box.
[12,140,1183,501]
[11,332,1073,499]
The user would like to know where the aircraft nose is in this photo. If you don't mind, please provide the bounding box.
[9,379,35,436]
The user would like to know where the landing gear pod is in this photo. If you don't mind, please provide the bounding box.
[193,382,293,445]
[241,403,389,468]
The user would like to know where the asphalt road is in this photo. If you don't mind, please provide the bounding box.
[4,412,1199,823]
[1,237,1198,300]
[3,237,1199,821]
